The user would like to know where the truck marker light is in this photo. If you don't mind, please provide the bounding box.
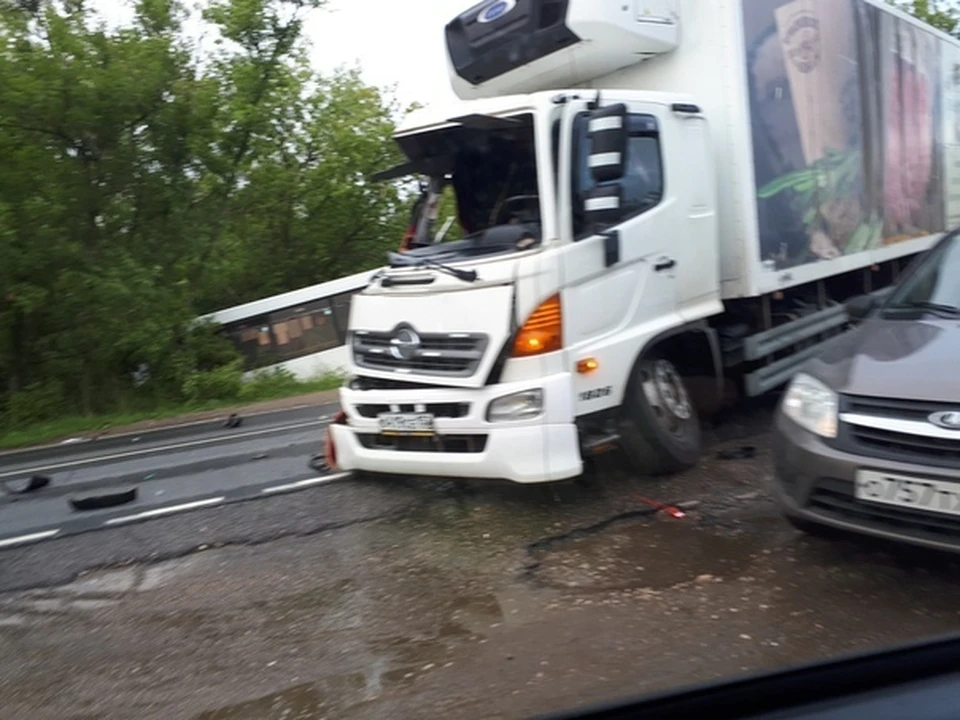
[577,358,599,374]
[512,294,562,357]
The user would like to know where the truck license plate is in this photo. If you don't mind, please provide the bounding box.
[378,413,435,436]
[855,470,960,517]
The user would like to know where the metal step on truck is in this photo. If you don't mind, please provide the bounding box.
[326,0,960,483]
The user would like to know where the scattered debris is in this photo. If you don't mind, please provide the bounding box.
[224,414,243,429]
[308,453,329,473]
[70,485,138,512]
[251,453,270,461]
[635,494,686,519]
[3,475,52,495]
[717,446,757,461]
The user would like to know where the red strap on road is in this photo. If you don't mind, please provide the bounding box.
[324,410,347,472]
[635,493,687,519]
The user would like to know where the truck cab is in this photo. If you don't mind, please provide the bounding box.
[328,0,725,483]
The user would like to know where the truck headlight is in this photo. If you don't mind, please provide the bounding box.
[487,389,543,422]
[781,373,838,438]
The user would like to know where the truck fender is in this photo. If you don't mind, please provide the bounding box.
[628,322,724,416]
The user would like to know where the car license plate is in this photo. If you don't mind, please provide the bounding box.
[855,470,960,517]
[378,413,435,436]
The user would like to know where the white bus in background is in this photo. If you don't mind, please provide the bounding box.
[201,270,377,380]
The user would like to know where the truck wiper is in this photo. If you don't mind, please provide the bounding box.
[885,300,960,317]
[415,257,479,282]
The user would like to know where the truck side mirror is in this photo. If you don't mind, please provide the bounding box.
[584,184,623,267]
[587,103,628,184]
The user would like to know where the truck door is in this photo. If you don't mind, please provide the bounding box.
[557,96,685,413]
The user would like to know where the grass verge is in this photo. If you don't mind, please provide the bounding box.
[0,371,343,451]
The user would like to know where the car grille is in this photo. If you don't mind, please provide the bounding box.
[355,403,470,419]
[352,329,488,377]
[809,478,960,543]
[357,433,488,454]
[836,395,960,469]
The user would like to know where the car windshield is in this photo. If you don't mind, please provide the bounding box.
[884,234,960,317]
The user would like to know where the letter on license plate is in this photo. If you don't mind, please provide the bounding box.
[855,470,960,517]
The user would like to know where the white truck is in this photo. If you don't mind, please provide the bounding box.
[327,0,960,483]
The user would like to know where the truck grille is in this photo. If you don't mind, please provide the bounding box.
[358,433,488,454]
[810,478,960,544]
[352,328,488,377]
[355,403,470,419]
[837,395,960,469]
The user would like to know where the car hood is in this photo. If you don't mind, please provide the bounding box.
[807,317,960,403]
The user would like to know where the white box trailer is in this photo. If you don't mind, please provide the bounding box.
[328,0,960,483]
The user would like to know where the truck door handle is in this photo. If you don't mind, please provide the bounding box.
[654,259,676,272]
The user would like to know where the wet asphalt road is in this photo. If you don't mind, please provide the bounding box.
[0,402,341,547]
[2,400,960,719]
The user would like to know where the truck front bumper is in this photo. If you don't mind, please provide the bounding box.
[331,372,583,484]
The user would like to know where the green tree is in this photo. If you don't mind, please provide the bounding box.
[889,0,960,35]
[0,0,410,426]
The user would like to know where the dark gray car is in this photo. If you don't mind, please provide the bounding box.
[773,229,960,552]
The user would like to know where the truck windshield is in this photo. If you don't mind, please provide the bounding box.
[396,113,542,259]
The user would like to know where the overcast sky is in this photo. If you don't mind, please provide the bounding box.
[304,0,464,109]
[93,0,465,111]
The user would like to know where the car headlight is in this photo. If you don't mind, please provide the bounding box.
[781,373,838,438]
[487,389,544,422]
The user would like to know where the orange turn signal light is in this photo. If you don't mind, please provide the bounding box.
[512,294,562,357]
[577,358,599,374]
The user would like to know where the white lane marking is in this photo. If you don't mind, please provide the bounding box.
[260,472,352,495]
[0,400,340,460]
[0,529,61,549]
[0,420,327,481]
[104,497,226,526]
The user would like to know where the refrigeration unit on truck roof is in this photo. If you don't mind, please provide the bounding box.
[445,0,680,100]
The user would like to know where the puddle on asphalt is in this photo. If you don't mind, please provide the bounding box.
[196,637,453,719]
[529,519,760,592]
[60,568,137,595]
[195,590,506,719]
[197,677,364,720]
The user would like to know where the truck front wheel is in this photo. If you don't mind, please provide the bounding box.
[619,356,701,476]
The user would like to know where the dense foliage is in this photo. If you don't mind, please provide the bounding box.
[0,0,410,425]
[889,0,960,35]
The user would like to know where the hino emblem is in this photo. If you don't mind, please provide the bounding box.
[478,0,515,24]
[928,411,960,431]
[389,327,421,361]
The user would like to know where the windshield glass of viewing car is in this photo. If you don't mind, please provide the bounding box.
[884,234,960,317]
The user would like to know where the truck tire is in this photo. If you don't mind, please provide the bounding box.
[619,355,701,476]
